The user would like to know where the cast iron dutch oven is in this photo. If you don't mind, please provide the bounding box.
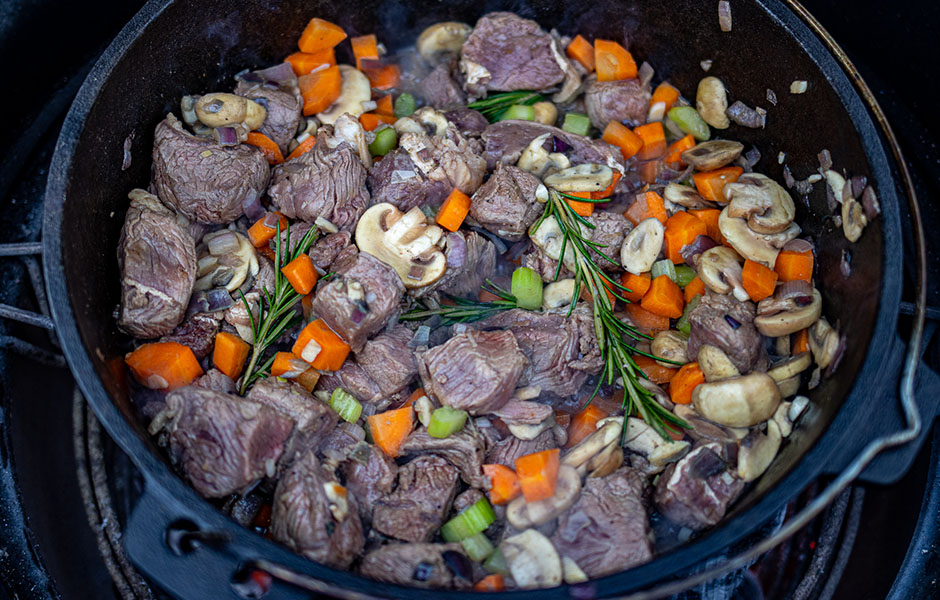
[42,0,933,598]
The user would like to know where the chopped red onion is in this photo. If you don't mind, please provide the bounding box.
[817,149,832,171]
[777,279,813,299]
[681,235,718,266]
[849,175,867,200]
[825,335,847,377]
[350,307,366,324]
[638,61,655,88]
[783,165,796,189]
[205,288,234,312]
[468,227,507,255]
[253,62,296,86]
[783,238,814,254]
[718,0,733,31]
[242,192,264,222]
[445,232,468,266]
[506,238,532,261]
[724,315,741,330]
[216,126,239,146]
[862,186,881,219]
[840,249,852,278]
[263,211,282,229]
[766,88,778,106]
[552,136,571,153]
[726,101,763,128]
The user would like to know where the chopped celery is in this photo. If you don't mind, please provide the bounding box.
[562,112,591,136]
[668,106,711,141]
[676,295,701,335]
[674,265,697,288]
[440,497,496,542]
[427,406,468,438]
[651,259,678,283]
[499,104,535,121]
[482,548,509,574]
[368,127,398,156]
[394,92,416,118]
[329,388,362,423]
[511,267,543,310]
[460,532,495,562]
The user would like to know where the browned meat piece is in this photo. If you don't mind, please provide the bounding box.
[342,443,398,523]
[193,368,235,394]
[317,421,366,459]
[444,108,489,138]
[268,127,370,230]
[521,246,572,282]
[453,488,485,513]
[485,428,557,468]
[459,12,565,93]
[308,231,351,271]
[310,248,404,352]
[552,467,652,577]
[583,75,652,130]
[270,451,364,568]
[654,442,745,530]
[398,129,487,196]
[246,377,336,433]
[234,63,303,153]
[316,362,386,414]
[420,61,466,108]
[372,455,459,542]
[366,149,451,212]
[585,210,632,270]
[687,292,767,373]
[417,329,526,415]
[418,231,496,299]
[359,543,469,589]
[481,120,622,171]
[399,428,489,488]
[492,400,553,426]
[356,326,418,397]
[157,385,292,498]
[161,312,221,359]
[469,164,543,242]
[117,190,197,338]
[151,114,269,224]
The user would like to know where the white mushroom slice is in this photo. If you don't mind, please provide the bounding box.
[772,401,794,437]
[696,76,730,129]
[680,140,744,171]
[724,174,796,234]
[508,413,556,441]
[505,465,582,529]
[789,395,810,422]
[825,169,846,204]
[542,279,576,310]
[562,419,621,470]
[775,375,801,398]
[461,59,491,88]
[413,394,434,427]
[651,330,689,368]
[755,288,823,337]
[808,317,841,369]
[550,39,583,105]
[331,113,372,168]
[500,529,563,589]
[195,93,266,130]
[692,373,781,428]
[842,197,867,242]
[586,441,624,478]
[417,22,472,62]
[562,557,589,584]
[718,207,800,267]
[316,65,371,125]
[529,215,577,271]
[622,417,690,472]
[696,246,750,302]
[393,117,425,136]
[517,133,569,177]
[543,163,613,193]
[767,352,813,382]
[355,203,447,288]
[697,345,741,382]
[411,106,451,137]
[737,420,782,482]
[663,182,715,209]
[532,101,559,126]
[621,218,665,275]
[193,231,258,293]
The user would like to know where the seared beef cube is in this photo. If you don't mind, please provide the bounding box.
[551,467,652,577]
[585,211,632,271]
[417,329,526,415]
[161,312,221,359]
[399,428,489,488]
[452,488,485,514]
[317,362,387,414]
[310,249,404,352]
[492,400,554,427]
[356,326,418,397]
[246,377,336,433]
[399,129,487,196]
[485,428,557,468]
[583,75,652,130]
[459,12,565,93]
[271,451,365,568]
[420,60,467,109]
[687,292,767,373]
[654,442,745,530]
[193,368,235,394]
[522,246,572,282]
[469,164,543,242]
[417,231,496,299]
[481,120,622,171]
[159,386,292,498]
[317,421,366,460]
[342,443,399,523]
[234,65,303,153]
[308,231,351,271]
[366,149,451,212]
[268,128,370,231]
[359,543,469,589]
[444,108,489,138]
[373,455,460,542]
[151,114,269,224]
[117,189,197,338]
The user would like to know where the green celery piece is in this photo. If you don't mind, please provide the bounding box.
[482,549,509,574]
[460,532,495,562]
[440,497,496,542]
[510,267,543,311]
[427,406,468,439]
[668,106,711,141]
[651,259,678,283]
[394,93,416,118]
[368,127,398,156]
[676,295,701,335]
[562,112,591,136]
[674,264,697,288]
[499,104,535,121]
[329,388,362,423]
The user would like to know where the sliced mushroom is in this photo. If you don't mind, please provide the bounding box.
[737,420,782,482]
[767,352,812,382]
[696,76,730,129]
[508,413,556,441]
[544,163,613,193]
[317,65,371,125]
[663,182,716,209]
[718,207,800,267]
[562,419,621,470]
[622,417,690,472]
[532,101,559,126]
[842,197,867,242]
[754,286,822,337]
[808,317,841,369]
[414,393,434,427]
[331,113,372,168]
[772,401,794,437]
[562,557,589,584]
[652,330,689,367]
[195,93,266,130]
[774,334,791,357]
[695,246,750,302]
[724,173,796,234]
[586,441,624,477]
[417,22,472,63]
[355,203,447,288]
[501,529,563,589]
[505,465,582,529]
[680,140,744,171]
[620,218,665,275]
[517,133,570,177]
[529,215,577,271]
[825,169,846,204]
[697,345,741,382]
[775,375,801,398]
[194,230,258,293]
[542,279,576,310]
[692,373,781,428]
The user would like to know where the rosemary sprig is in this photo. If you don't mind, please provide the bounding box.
[467,91,544,122]
[238,223,319,394]
[400,280,518,325]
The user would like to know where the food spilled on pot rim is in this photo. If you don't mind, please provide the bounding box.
[115,10,874,591]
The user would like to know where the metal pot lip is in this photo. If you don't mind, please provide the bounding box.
[40,0,921,597]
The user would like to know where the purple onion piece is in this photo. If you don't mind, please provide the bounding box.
[238,71,264,84]
[254,61,296,85]
[205,288,235,312]
[242,192,265,222]
[777,279,813,299]
[850,175,867,199]
[263,81,279,90]
[186,291,210,316]
[263,211,282,228]
[862,186,881,219]
[638,61,655,88]
[817,149,832,171]
[726,101,763,128]
[825,335,848,377]
[350,307,366,324]
[681,235,719,266]
[445,232,469,266]
[783,165,796,189]
[718,0,733,31]
[724,315,741,330]
[840,249,852,278]
[783,238,814,254]
[216,126,239,146]
[442,550,472,582]
[552,135,571,153]
[506,238,532,261]
[743,147,761,170]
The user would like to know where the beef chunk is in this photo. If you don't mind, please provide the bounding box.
[117,189,197,338]
[268,127,370,230]
[271,451,365,568]
[444,108,489,138]
[485,428,557,468]
[246,377,336,433]
[453,488,485,514]
[417,329,526,415]
[552,467,652,577]
[310,248,404,352]
[399,428,488,488]
[654,442,745,530]
[342,443,398,523]
[481,120,622,171]
[477,306,603,396]
[317,421,366,460]
[585,210,632,271]
[373,455,459,542]
[193,368,235,394]
[687,292,767,373]
[399,129,487,196]
[418,231,496,299]
[583,75,652,130]
[366,148,451,212]
[492,400,553,426]
[158,385,292,497]
[420,61,466,109]
[151,114,269,224]
[521,246,572,282]
[469,164,543,242]
[308,231,351,271]
[359,543,469,589]
[459,12,565,93]
[234,65,303,153]
[316,362,387,414]
[161,312,221,359]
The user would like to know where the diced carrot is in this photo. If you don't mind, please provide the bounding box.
[286,136,316,161]
[693,166,744,203]
[641,275,685,319]
[566,34,595,71]
[663,134,696,167]
[245,132,284,165]
[281,254,318,295]
[651,82,681,112]
[368,406,414,457]
[359,112,397,132]
[664,210,708,264]
[792,329,810,355]
[774,249,814,282]
[374,94,394,116]
[684,275,706,303]
[625,191,668,226]
[514,448,560,502]
[624,301,671,335]
[271,351,304,378]
[554,411,572,429]
[634,122,666,161]
[594,39,637,82]
[742,259,779,301]
[565,195,595,217]
[602,121,643,160]
[405,388,427,406]
[474,574,506,592]
[247,212,289,248]
[257,245,276,261]
[483,464,522,505]
[633,354,679,384]
[621,271,652,303]
[295,367,321,393]
[670,362,705,405]
[350,34,378,69]
[285,48,335,76]
[125,342,203,391]
[298,65,342,116]
[436,188,472,232]
[566,404,608,448]
[297,18,347,53]
[688,208,723,245]
[212,332,250,380]
[592,171,622,199]
[638,159,661,184]
[360,60,401,90]
[292,319,351,371]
